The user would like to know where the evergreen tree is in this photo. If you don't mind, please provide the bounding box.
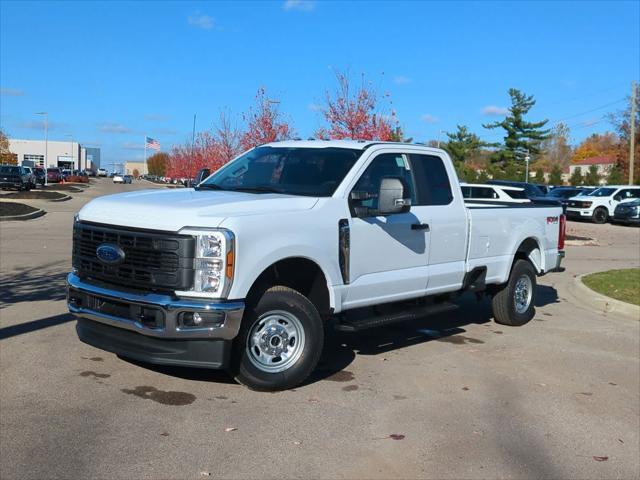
[443,125,490,164]
[569,167,584,186]
[583,164,601,186]
[606,164,624,185]
[534,166,546,184]
[477,170,490,183]
[484,88,551,169]
[548,164,563,185]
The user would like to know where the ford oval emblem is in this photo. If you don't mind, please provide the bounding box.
[96,243,125,265]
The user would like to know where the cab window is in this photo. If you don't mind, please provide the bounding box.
[351,153,416,211]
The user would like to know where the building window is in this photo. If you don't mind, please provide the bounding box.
[23,154,45,167]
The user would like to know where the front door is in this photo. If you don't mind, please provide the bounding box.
[343,151,432,309]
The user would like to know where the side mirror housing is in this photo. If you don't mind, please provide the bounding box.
[195,168,211,185]
[378,177,411,215]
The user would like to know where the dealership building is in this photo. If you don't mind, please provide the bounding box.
[7,138,101,171]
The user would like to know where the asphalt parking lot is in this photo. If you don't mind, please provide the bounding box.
[1,179,639,480]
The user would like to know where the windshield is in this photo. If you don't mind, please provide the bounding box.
[199,146,363,196]
[589,188,616,197]
[0,166,21,174]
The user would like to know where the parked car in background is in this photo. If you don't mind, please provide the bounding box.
[22,166,37,189]
[61,169,72,179]
[0,165,32,190]
[97,168,108,177]
[545,186,591,208]
[487,180,560,207]
[47,167,63,183]
[460,183,531,203]
[566,186,640,224]
[34,168,46,186]
[123,175,133,184]
[112,174,124,184]
[533,183,550,195]
[613,198,640,226]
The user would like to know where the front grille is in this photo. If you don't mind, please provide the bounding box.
[73,222,195,291]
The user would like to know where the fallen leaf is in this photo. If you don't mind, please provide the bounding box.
[200,472,211,477]
[462,386,470,391]
[224,427,237,432]
[609,382,617,386]
[293,440,302,445]
[617,439,624,444]
[593,456,608,462]
[388,434,405,440]
[160,432,169,437]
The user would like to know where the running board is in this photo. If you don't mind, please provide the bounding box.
[335,302,458,332]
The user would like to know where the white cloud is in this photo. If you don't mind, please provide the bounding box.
[482,105,509,116]
[188,13,214,30]
[1,87,24,96]
[394,76,412,85]
[283,0,316,12]
[98,123,131,134]
[308,103,322,112]
[17,120,65,130]
[421,114,439,124]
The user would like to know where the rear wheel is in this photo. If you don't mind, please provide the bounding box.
[492,259,537,326]
[231,286,324,391]
[592,207,608,224]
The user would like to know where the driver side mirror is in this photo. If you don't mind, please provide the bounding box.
[195,168,211,185]
[378,177,411,215]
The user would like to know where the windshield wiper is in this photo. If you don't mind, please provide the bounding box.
[229,186,285,194]
[195,183,227,191]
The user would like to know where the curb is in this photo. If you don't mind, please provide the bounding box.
[0,209,46,221]
[570,273,640,320]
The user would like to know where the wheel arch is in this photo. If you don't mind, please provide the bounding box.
[244,256,333,319]
[512,236,544,275]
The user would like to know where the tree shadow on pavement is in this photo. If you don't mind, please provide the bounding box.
[0,261,68,309]
[0,313,74,340]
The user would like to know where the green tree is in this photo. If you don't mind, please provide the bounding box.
[443,125,490,164]
[548,164,563,185]
[569,167,584,186]
[388,126,412,143]
[477,170,490,183]
[583,164,601,185]
[534,166,546,184]
[607,164,623,185]
[484,88,550,169]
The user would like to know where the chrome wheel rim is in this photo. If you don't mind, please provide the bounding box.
[514,275,533,314]
[246,310,306,373]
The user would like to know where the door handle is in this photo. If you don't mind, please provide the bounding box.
[411,223,430,231]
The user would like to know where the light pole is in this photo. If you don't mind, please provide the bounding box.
[35,112,48,186]
[437,130,446,148]
[524,150,531,183]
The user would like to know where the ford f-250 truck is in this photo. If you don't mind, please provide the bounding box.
[67,140,565,390]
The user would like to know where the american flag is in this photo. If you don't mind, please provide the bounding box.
[145,136,160,151]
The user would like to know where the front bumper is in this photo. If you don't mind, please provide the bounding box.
[0,180,23,189]
[613,215,640,225]
[566,208,592,218]
[67,273,245,368]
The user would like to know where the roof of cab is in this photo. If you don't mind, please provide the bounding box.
[261,139,445,152]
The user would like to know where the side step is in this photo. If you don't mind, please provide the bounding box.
[335,302,458,332]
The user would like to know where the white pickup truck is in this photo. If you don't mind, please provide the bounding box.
[67,140,565,390]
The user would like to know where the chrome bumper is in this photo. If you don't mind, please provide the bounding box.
[66,273,244,340]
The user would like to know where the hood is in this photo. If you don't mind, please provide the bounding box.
[78,188,319,231]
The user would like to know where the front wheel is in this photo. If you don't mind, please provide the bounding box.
[492,259,537,326]
[592,207,608,224]
[231,286,324,391]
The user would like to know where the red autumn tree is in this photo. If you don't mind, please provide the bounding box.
[317,71,397,140]
[214,111,243,163]
[240,88,294,150]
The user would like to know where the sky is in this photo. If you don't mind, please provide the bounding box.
[1,0,639,166]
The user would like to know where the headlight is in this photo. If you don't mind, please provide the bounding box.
[176,229,235,298]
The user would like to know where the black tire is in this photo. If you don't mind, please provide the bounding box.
[231,286,324,391]
[491,259,537,326]
[592,207,608,224]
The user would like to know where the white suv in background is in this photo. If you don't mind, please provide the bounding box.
[566,185,640,224]
[97,168,108,177]
[460,183,531,204]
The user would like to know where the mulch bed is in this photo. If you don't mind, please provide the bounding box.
[0,202,39,216]
[4,191,68,201]
[42,184,84,192]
